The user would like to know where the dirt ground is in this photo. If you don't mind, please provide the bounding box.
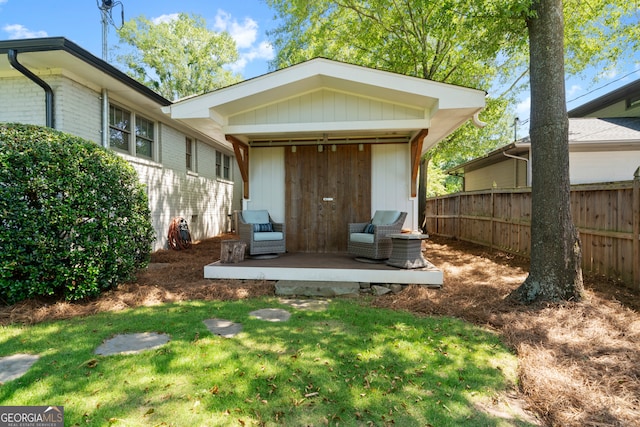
[1,235,639,427]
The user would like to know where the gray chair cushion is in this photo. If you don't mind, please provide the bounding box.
[253,231,284,241]
[242,210,270,224]
[350,233,375,244]
[371,210,401,225]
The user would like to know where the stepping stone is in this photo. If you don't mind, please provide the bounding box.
[249,308,291,322]
[203,318,242,338]
[0,353,39,383]
[279,298,329,311]
[95,332,170,356]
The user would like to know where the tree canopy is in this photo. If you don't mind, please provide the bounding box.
[117,13,242,101]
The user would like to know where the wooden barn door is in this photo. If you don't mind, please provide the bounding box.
[285,144,371,253]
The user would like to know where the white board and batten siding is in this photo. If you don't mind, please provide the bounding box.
[227,88,426,136]
[371,144,418,230]
[243,146,286,222]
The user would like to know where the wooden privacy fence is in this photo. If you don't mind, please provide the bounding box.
[425,175,640,288]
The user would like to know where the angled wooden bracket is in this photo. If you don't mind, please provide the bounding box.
[410,129,428,197]
[226,135,250,199]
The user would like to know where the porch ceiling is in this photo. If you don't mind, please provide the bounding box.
[166,58,486,155]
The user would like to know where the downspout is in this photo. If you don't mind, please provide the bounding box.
[8,49,55,128]
[503,152,531,186]
[101,89,109,148]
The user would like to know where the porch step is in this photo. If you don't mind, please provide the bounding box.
[275,280,360,297]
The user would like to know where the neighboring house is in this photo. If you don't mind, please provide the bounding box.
[449,79,640,191]
[0,37,242,251]
[568,78,640,118]
[1,37,487,254]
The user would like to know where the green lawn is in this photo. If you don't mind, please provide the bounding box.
[0,298,523,426]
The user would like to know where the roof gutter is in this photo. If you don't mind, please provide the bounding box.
[8,49,54,128]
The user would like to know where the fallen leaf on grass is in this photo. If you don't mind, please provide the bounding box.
[80,359,99,368]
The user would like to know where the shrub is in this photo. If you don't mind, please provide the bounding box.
[0,123,155,303]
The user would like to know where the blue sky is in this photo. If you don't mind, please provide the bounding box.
[0,0,278,79]
[1,0,638,134]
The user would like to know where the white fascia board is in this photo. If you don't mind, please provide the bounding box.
[164,103,226,126]
[224,119,430,136]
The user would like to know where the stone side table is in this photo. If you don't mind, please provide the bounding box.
[386,233,430,269]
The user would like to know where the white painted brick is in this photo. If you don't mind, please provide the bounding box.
[2,72,237,252]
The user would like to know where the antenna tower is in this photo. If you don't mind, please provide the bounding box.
[97,0,124,61]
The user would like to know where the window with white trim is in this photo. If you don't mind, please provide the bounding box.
[109,105,131,151]
[109,104,156,160]
[135,115,154,159]
[186,137,193,170]
[216,151,232,180]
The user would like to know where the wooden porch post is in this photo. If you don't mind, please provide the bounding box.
[226,135,250,199]
[410,129,429,198]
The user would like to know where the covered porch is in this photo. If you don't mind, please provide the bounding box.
[164,58,486,285]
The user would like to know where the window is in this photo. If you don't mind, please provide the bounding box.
[216,151,232,180]
[223,154,231,180]
[109,104,156,160]
[626,95,640,110]
[186,137,193,170]
[109,105,131,151]
[135,115,154,159]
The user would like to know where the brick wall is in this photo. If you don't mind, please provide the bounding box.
[1,73,237,251]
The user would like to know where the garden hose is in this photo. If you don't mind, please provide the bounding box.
[167,216,192,250]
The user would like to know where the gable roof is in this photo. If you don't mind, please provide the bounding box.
[165,58,487,155]
[448,117,640,174]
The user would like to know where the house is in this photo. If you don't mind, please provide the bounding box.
[568,78,640,118]
[448,79,640,191]
[1,37,487,255]
[0,37,242,251]
[162,58,487,253]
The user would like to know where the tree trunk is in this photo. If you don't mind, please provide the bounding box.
[510,0,584,303]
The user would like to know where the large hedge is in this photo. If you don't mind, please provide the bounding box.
[0,123,155,303]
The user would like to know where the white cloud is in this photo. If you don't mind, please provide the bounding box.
[228,41,274,74]
[600,68,618,79]
[214,9,258,49]
[214,9,273,76]
[152,13,179,25]
[2,24,47,39]
[566,84,582,98]
[0,0,8,5]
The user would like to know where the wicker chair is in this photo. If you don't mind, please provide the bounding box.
[348,211,407,260]
[236,210,286,256]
